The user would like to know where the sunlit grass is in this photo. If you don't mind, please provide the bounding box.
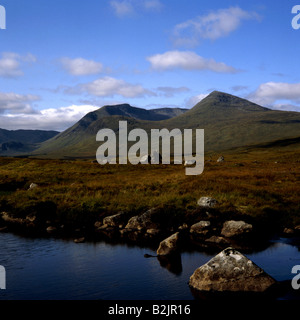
[0,146,300,229]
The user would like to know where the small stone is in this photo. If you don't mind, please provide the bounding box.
[94,221,102,228]
[283,228,294,234]
[197,197,218,208]
[146,228,161,236]
[74,237,85,243]
[46,226,57,233]
[28,183,38,190]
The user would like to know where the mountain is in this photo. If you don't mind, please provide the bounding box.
[33,91,300,158]
[0,129,59,156]
[33,104,188,157]
[91,103,188,121]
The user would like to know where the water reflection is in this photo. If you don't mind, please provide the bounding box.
[0,232,299,300]
[157,254,182,275]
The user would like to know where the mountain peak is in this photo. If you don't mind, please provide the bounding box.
[193,90,269,113]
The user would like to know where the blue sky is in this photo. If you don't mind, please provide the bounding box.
[0,0,300,131]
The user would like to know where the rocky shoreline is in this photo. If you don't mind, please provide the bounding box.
[1,196,299,252]
[1,197,300,298]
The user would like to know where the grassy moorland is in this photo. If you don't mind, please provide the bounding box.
[0,144,299,243]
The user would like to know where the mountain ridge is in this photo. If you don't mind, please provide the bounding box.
[0,128,59,156]
[29,91,300,158]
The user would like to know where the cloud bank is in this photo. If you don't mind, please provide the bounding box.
[147,50,239,73]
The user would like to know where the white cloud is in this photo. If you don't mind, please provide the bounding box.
[0,105,100,131]
[173,7,260,47]
[77,76,156,98]
[147,50,238,73]
[60,57,103,76]
[186,93,209,108]
[110,0,134,17]
[249,82,300,106]
[271,103,300,112]
[0,52,36,78]
[0,92,40,114]
[110,0,163,17]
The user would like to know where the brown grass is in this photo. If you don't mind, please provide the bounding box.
[0,146,299,230]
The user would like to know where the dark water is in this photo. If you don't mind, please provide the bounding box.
[0,232,300,300]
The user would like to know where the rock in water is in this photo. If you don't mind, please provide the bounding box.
[157,232,180,256]
[221,220,253,238]
[190,221,211,235]
[189,247,276,292]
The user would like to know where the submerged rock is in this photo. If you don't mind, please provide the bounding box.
[157,232,180,256]
[74,237,85,243]
[205,235,229,245]
[46,226,57,233]
[189,247,276,292]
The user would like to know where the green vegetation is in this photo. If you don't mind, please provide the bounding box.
[0,128,58,156]
[1,145,299,234]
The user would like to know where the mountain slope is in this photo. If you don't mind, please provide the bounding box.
[33,105,188,157]
[33,91,300,158]
[0,129,59,156]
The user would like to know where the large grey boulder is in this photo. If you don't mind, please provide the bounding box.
[125,207,159,230]
[221,220,253,238]
[197,197,218,208]
[189,247,276,292]
[157,232,180,256]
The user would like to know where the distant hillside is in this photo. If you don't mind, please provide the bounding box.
[0,129,59,156]
[93,103,188,121]
[33,91,300,158]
